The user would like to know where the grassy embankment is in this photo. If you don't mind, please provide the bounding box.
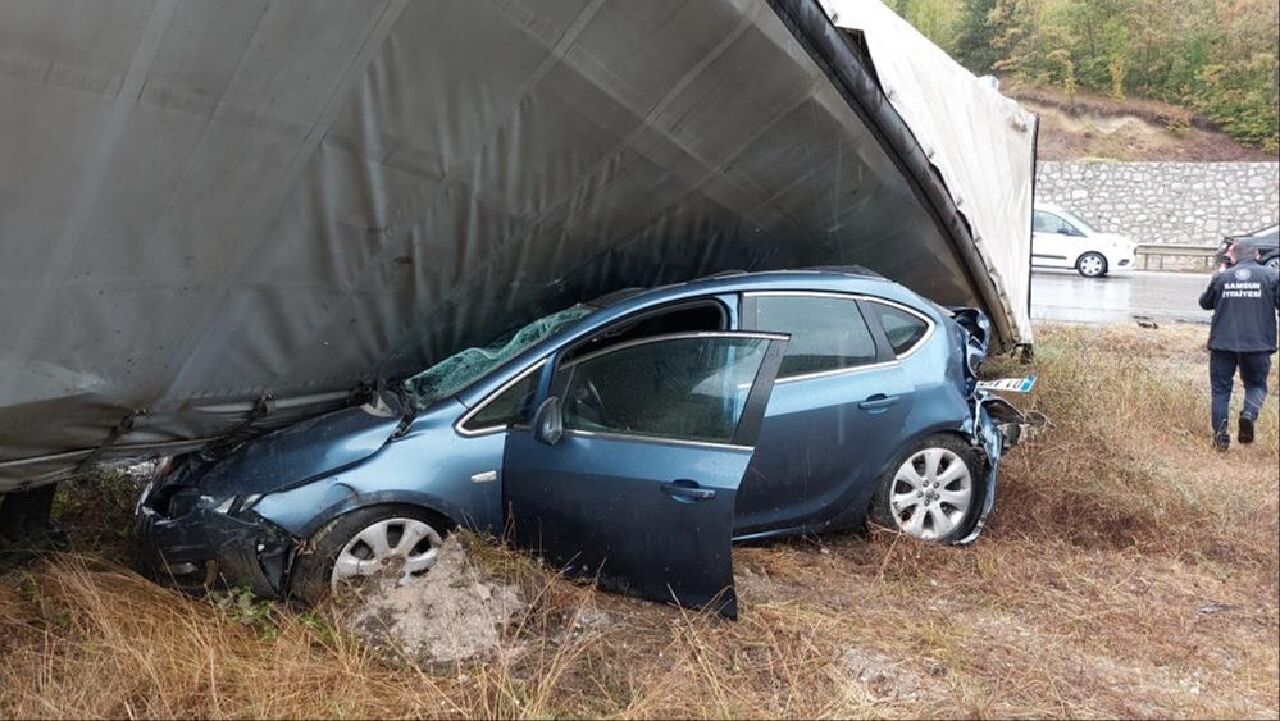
[1,324,1276,719]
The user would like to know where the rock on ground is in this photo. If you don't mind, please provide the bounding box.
[343,535,523,664]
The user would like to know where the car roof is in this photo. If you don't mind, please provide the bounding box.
[1227,224,1279,244]
[586,267,896,309]
[452,266,932,408]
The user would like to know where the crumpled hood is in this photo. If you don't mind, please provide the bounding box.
[188,392,404,498]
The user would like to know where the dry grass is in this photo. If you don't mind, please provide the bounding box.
[1,323,1277,719]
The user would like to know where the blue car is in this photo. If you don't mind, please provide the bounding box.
[134,268,1028,617]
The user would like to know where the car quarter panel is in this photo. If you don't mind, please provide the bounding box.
[251,400,505,538]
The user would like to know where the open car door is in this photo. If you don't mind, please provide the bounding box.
[502,331,788,619]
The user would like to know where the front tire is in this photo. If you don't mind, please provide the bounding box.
[870,435,985,543]
[1077,252,1108,278]
[289,504,449,607]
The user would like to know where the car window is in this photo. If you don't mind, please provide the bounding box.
[460,364,541,432]
[559,335,770,444]
[1032,211,1053,232]
[864,301,930,356]
[1034,211,1077,235]
[751,295,878,379]
[1056,208,1096,234]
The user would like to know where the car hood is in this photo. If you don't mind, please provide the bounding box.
[188,392,405,498]
[1091,232,1135,249]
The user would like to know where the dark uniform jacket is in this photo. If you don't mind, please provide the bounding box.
[1198,258,1280,352]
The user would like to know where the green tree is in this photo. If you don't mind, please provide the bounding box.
[951,0,1003,73]
[897,0,1279,150]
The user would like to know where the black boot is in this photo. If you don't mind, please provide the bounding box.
[1239,415,1255,444]
[1213,419,1231,452]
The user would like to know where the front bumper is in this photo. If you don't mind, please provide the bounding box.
[1109,251,1136,274]
[133,490,295,599]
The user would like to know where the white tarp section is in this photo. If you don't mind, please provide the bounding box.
[820,0,1037,341]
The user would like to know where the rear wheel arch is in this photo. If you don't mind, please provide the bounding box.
[868,431,989,542]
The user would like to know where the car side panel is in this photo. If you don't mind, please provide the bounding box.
[733,365,913,535]
[732,320,973,540]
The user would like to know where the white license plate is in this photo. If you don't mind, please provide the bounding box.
[977,375,1037,393]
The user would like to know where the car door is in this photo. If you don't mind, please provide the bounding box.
[1032,211,1071,267]
[733,292,913,536]
[502,331,788,619]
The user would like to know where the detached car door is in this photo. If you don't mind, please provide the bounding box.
[502,331,788,619]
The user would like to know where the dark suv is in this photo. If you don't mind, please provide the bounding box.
[1218,224,1279,269]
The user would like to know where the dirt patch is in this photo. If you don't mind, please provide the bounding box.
[343,535,523,664]
[1007,85,1274,161]
[836,647,947,704]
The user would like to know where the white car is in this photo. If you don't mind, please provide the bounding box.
[1032,203,1137,278]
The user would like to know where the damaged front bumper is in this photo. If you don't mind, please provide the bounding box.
[133,469,295,598]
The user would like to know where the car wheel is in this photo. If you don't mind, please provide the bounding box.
[870,434,984,543]
[289,504,448,606]
[1076,252,1107,278]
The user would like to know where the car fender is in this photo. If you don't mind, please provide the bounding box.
[253,482,471,540]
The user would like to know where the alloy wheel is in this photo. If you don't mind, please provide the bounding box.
[889,448,973,540]
[1078,253,1106,277]
[330,517,442,592]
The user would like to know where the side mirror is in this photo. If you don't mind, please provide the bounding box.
[531,396,563,445]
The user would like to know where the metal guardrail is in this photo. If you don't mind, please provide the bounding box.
[1135,243,1219,271]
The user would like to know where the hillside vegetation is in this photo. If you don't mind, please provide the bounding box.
[1012,83,1277,160]
[891,0,1280,152]
[1,324,1277,718]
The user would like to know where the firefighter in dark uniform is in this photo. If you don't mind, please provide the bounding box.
[1198,240,1280,451]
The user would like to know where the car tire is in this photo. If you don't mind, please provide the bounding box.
[1076,252,1108,278]
[288,504,450,607]
[869,434,985,543]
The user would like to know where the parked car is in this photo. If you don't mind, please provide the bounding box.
[1217,224,1279,269]
[134,268,1031,618]
[1032,203,1137,277]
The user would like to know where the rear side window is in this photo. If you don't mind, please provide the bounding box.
[864,302,930,356]
[751,295,878,379]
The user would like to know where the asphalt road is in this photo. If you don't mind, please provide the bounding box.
[1030,268,1214,326]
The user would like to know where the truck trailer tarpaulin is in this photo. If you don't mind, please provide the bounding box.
[0,0,1036,491]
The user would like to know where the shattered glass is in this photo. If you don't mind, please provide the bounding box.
[404,305,596,409]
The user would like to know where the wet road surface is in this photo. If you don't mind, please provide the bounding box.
[1030,269,1213,325]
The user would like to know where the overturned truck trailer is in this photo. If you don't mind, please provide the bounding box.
[0,0,1037,495]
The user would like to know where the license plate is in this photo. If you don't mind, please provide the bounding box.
[977,375,1037,393]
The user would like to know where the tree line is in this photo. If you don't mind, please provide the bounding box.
[891,0,1279,151]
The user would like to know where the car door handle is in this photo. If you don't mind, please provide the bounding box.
[662,479,716,502]
[857,394,900,413]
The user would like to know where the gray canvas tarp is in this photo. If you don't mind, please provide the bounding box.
[0,0,1036,491]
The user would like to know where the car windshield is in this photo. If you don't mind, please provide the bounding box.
[1055,208,1097,234]
[405,304,596,408]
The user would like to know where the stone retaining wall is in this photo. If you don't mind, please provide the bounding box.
[1035,161,1278,245]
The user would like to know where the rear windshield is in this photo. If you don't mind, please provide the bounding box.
[405,304,595,408]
